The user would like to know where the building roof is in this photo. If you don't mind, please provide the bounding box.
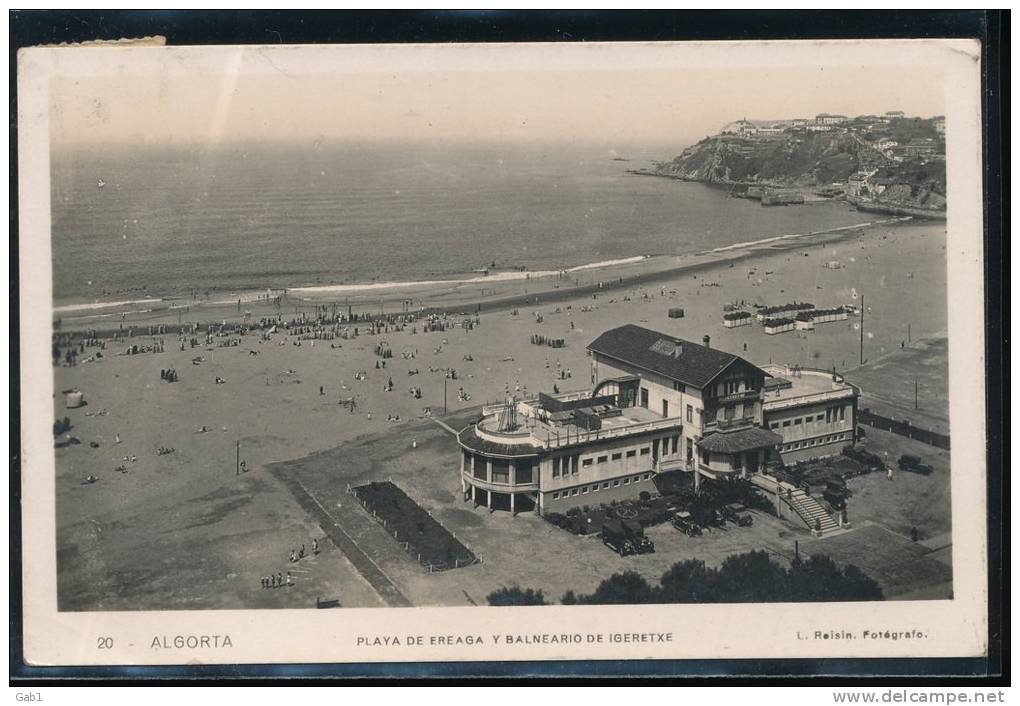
[588,324,764,389]
[698,426,783,454]
[457,425,541,458]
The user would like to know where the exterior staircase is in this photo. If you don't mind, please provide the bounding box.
[750,474,840,535]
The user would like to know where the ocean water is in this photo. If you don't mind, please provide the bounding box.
[50,141,869,304]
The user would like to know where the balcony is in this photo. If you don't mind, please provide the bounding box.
[716,389,763,405]
[462,469,539,493]
[703,416,758,432]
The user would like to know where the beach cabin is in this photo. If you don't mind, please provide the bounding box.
[763,318,796,335]
[722,311,753,328]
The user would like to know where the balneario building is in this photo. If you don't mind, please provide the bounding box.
[457,325,857,515]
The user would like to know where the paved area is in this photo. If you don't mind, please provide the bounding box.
[269,467,411,607]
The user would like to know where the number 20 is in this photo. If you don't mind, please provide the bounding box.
[97,636,114,649]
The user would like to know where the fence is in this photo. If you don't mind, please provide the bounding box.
[858,408,950,450]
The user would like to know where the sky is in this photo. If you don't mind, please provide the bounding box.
[49,63,946,152]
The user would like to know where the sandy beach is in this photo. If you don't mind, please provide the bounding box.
[52,217,949,610]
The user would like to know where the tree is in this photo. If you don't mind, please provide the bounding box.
[572,571,655,605]
[659,559,717,603]
[487,585,547,607]
[714,550,789,602]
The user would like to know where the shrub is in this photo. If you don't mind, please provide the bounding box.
[487,585,548,606]
[639,490,651,502]
[544,512,567,528]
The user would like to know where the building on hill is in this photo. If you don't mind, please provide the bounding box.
[719,119,758,136]
[904,138,937,157]
[933,116,945,134]
[816,113,849,125]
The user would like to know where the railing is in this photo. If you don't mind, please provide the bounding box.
[762,387,855,411]
[536,416,682,449]
[705,416,758,432]
[462,471,540,492]
[657,458,693,472]
[716,389,763,405]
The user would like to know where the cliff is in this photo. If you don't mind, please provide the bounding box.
[655,118,946,210]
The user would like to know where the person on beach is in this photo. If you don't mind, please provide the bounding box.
[312,538,319,555]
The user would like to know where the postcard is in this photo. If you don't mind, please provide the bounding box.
[16,38,988,667]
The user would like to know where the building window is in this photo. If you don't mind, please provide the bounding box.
[662,399,669,418]
[592,484,599,492]
[516,459,533,484]
[582,486,589,494]
[597,455,608,464]
[603,482,610,490]
[571,456,579,475]
[623,478,630,485]
[626,450,637,458]
[552,457,560,478]
[611,452,622,461]
[686,405,693,423]
[572,488,579,496]
[473,457,487,481]
[640,447,650,456]
[552,492,559,499]
[613,480,620,487]
[672,381,685,392]
[645,473,653,480]
[724,405,735,420]
[782,420,791,427]
[640,388,649,408]
[491,459,510,484]
[671,435,679,454]
[840,406,846,421]
[582,458,593,467]
[794,418,802,425]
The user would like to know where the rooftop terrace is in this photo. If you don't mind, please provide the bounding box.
[469,388,680,453]
[760,364,857,411]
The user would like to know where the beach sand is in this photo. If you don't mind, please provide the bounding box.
[51,219,949,610]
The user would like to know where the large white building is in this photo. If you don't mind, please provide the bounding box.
[457,325,860,514]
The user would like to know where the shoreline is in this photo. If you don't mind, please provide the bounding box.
[54,216,919,332]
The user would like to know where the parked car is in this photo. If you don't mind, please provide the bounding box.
[601,519,636,556]
[898,454,933,475]
[671,511,703,537]
[721,503,753,527]
[842,445,885,472]
[622,519,655,554]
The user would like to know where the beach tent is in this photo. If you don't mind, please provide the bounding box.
[65,390,85,409]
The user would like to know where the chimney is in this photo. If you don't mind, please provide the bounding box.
[672,343,684,358]
[702,335,711,348]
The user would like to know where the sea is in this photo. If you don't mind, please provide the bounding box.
[51,141,871,308]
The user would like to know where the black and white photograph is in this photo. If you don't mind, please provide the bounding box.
[14,30,992,669]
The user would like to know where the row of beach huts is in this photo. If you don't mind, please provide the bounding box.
[722,301,854,334]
